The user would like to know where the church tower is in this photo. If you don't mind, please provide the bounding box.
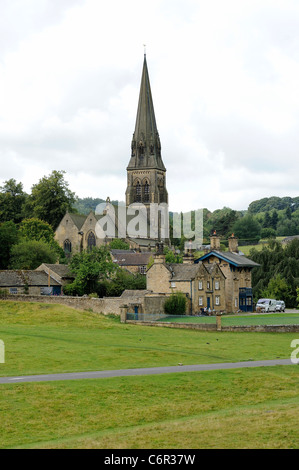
[126,55,168,208]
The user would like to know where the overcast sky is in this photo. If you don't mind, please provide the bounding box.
[0,0,299,213]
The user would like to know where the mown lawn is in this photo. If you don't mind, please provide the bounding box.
[160,313,299,326]
[0,301,298,377]
[0,301,298,449]
[0,366,298,449]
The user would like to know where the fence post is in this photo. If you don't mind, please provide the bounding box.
[216,312,222,331]
[120,305,128,323]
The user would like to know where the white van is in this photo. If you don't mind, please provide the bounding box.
[256,298,277,313]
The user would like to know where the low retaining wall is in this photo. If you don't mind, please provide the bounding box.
[1,294,124,315]
[125,319,299,333]
[126,320,217,330]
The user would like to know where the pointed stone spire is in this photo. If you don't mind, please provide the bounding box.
[127,55,165,171]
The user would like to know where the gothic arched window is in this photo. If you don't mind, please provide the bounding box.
[135,182,142,202]
[87,232,96,251]
[64,239,72,256]
[143,181,150,203]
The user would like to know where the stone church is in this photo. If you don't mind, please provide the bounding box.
[55,55,169,254]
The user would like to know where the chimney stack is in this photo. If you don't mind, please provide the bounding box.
[228,234,239,253]
[210,231,221,251]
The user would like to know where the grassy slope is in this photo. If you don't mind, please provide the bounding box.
[1,367,298,449]
[0,301,298,449]
[0,301,298,377]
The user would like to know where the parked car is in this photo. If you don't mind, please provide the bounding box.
[256,298,277,313]
[275,300,285,312]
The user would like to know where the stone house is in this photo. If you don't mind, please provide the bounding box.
[146,249,226,314]
[0,270,62,295]
[111,250,152,275]
[195,234,260,313]
[147,235,259,314]
[35,264,75,287]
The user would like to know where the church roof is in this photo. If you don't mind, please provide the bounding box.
[127,55,166,171]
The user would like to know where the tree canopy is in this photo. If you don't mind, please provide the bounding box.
[24,170,76,229]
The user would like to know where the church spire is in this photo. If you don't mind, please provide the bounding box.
[126,55,168,208]
[127,56,165,171]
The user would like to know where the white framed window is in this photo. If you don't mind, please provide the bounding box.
[9,288,17,294]
[215,281,220,290]
[207,281,211,290]
[171,281,176,288]
[139,265,146,274]
[199,297,203,306]
[215,296,220,306]
[198,281,203,290]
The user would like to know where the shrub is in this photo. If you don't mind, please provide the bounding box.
[163,291,187,315]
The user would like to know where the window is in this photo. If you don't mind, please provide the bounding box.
[143,182,150,203]
[198,281,203,290]
[171,281,176,288]
[135,183,142,202]
[215,281,220,290]
[207,281,211,290]
[9,288,17,294]
[87,232,96,250]
[139,265,146,275]
[199,297,203,306]
[215,296,220,306]
[63,239,72,255]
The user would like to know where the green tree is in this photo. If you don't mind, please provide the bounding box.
[109,239,130,250]
[163,291,187,315]
[271,210,279,231]
[64,246,117,296]
[9,240,59,269]
[249,239,299,307]
[0,221,19,269]
[261,274,291,301]
[101,269,146,297]
[24,170,76,229]
[0,179,27,223]
[232,214,262,244]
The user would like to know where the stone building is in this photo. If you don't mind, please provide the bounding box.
[146,244,226,314]
[55,55,168,256]
[110,250,152,275]
[195,233,259,312]
[147,235,259,314]
[0,270,62,295]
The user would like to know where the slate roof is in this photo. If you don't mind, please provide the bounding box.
[67,213,86,230]
[166,263,200,281]
[111,251,152,266]
[195,250,260,268]
[0,271,61,287]
[38,264,74,278]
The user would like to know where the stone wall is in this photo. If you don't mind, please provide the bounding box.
[2,294,124,315]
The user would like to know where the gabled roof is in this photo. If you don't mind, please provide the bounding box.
[111,251,152,266]
[0,270,61,287]
[37,264,74,279]
[166,263,199,281]
[67,213,86,230]
[195,250,260,268]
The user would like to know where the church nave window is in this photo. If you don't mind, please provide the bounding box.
[87,232,96,251]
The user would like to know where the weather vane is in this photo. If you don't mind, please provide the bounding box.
[143,44,146,56]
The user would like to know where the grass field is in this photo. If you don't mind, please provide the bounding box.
[0,301,298,449]
[160,313,299,326]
